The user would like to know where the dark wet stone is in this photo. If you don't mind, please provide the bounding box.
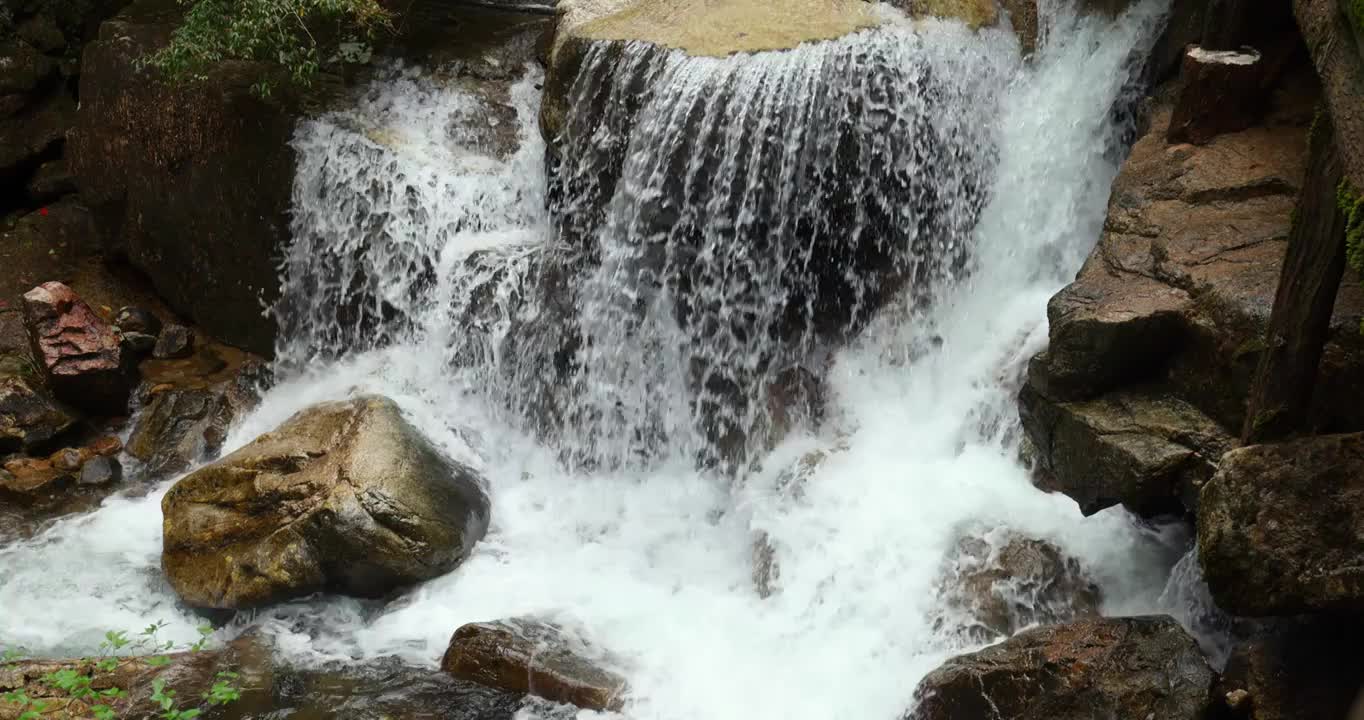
[153,324,194,359]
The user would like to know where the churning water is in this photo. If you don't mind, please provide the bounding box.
[0,1,1212,718]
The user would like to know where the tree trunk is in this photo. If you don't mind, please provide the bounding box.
[1242,113,1349,443]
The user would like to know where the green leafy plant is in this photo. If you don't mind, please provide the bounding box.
[0,623,238,720]
[143,0,394,97]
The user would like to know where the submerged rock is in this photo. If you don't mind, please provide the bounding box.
[22,281,134,416]
[911,616,1215,720]
[442,619,627,711]
[933,532,1101,641]
[1198,432,1364,615]
[162,395,490,609]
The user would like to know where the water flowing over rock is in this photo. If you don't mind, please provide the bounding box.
[161,395,490,609]
[932,531,1101,641]
[911,616,1216,720]
[126,358,266,480]
[543,28,1004,470]
[1198,432,1364,616]
[22,281,134,416]
[442,619,628,710]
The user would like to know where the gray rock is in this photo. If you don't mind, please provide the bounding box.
[126,362,263,480]
[1198,432,1364,615]
[152,324,194,359]
[113,306,161,336]
[77,456,121,486]
[162,395,490,609]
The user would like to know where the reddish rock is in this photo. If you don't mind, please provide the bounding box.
[22,281,134,415]
[442,619,627,711]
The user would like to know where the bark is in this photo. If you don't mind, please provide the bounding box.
[1242,113,1348,443]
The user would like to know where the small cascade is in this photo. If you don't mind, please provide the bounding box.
[0,3,1206,720]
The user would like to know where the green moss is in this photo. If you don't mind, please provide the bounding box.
[1339,179,1364,332]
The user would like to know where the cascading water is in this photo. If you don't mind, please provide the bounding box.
[0,1,1222,718]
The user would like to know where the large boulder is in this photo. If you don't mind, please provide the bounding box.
[911,616,1216,720]
[67,3,318,356]
[1020,388,1236,516]
[161,395,490,609]
[1198,432,1364,616]
[22,281,134,416]
[1019,81,1364,518]
[932,532,1101,642]
[441,619,627,711]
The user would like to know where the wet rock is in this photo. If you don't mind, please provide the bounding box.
[126,360,264,480]
[162,395,490,609]
[750,444,843,598]
[1198,432,1364,615]
[0,375,75,453]
[442,618,627,711]
[998,0,1038,54]
[891,0,999,27]
[933,532,1101,641]
[78,455,121,485]
[0,456,69,496]
[1020,388,1236,516]
[1217,616,1364,720]
[152,323,194,359]
[22,281,134,415]
[911,616,1215,720]
[113,306,161,336]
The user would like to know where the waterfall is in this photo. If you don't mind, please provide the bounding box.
[0,2,1201,719]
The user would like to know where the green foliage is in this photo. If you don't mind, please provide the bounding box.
[0,622,238,720]
[1340,180,1364,332]
[145,0,392,97]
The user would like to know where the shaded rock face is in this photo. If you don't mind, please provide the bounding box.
[1218,616,1364,720]
[1019,80,1364,518]
[126,358,266,480]
[67,4,316,357]
[161,395,490,609]
[22,281,134,415]
[911,616,1215,720]
[933,532,1101,642]
[442,619,627,711]
[1198,432,1364,616]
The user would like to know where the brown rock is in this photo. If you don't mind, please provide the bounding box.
[22,281,134,415]
[442,619,627,711]
[911,616,1215,720]
[933,532,1101,641]
[0,456,71,496]
[162,395,490,609]
[0,374,76,453]
[1168,46,1268,145]
[1198,432,1364,615]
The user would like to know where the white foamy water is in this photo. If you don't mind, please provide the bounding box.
[0,2,1207,718]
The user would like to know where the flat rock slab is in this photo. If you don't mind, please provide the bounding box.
[912,616,1215,720]
[1199,431,1364,615]
[162,395,490,609]
[442,619,627,711]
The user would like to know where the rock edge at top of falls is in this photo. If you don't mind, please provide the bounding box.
[554,0,880,59]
